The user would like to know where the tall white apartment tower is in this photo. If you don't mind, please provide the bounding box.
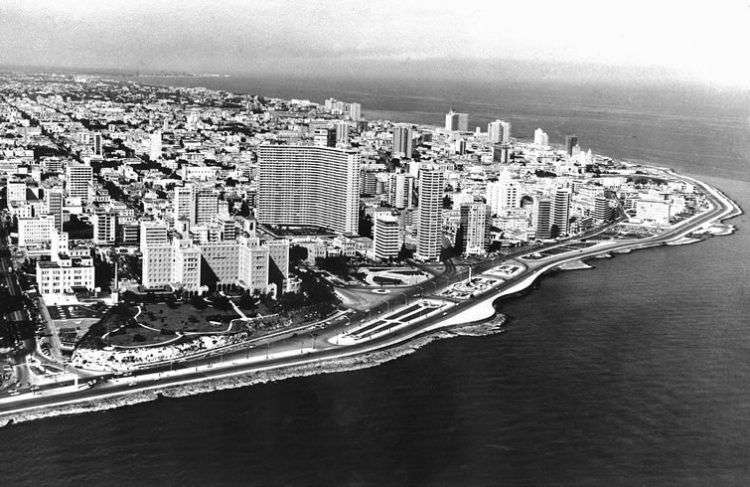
[552,188,572,237]
[416,167,444,261]
[149,130,163,160]
[485,174,519,215]
[500,120,511,143]
[140,221,171,288]
[92,211,117,245]
[392,124,413,158]
[373,213,401,260]
[533,128,550,147]
[445,110,468,132]
[487,120,504,144]
[389,173,415,209]
[257,145,360,234]
[65,162,93,203]
[459,203,492,256]
[348,102,362,121]
[194,188,218,226]
[533,197,553,240]
[172,184,195,227]
[46,187,64,232]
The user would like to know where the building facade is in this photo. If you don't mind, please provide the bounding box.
[257,145,360,234]
[416,167,444,261]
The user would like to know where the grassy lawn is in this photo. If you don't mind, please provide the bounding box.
[97,299,244,348]
[136,302,241,333]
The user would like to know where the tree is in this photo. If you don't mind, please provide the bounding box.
[213,294,231,310]
[358,210,373,238]
[238,292,257,311]
[237,200,251,217]
[397,244,414,261]
[442,195,453,209]
[289,245,309,266]
[316,255,350,279]
[488,241,504,253]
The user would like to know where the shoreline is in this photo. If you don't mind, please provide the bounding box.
[0,152,742,427]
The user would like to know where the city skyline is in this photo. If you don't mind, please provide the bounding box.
[1,0,749,89]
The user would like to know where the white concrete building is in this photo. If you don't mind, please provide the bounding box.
[416,167,444,261]
[460,203,492,256]
[65,163,93,202]
[257,145,360,234]
[37,258,95,301]
[18,215,55,248]
[373,213,401,260]
[486,177,520,215]
[92,211,117,245]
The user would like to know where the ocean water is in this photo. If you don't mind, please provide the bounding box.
[0,76,748,486]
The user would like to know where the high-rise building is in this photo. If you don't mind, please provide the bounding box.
[92,211,117,245]
[488,119,511,143]
[313,128,337,147]
[459,203,492,256]
[7,179,26,204]
[172,184,195,227]
[187,110,200,130]
[18,216,55,248]
[454,138,467,155]
[360,170,378,196]
[267,239,290,290]
[220,217,237,241]
[533,128,549,146]
[200,241,240,289]
[392,124,413,158]
[565,135,579,156]
[171,240,202,292]
[492,143,510,163]
[533,197,552,240]
[194,188,218,226]
[552,189,571,237]
[487,119,511,144]
[487,120,503,143]
[500,120,511,143]
[139,221,169,253]
[118,222,140,246]
[348,102,362,121]
[150,130,163,160]
[416,167,444,261]
[445,110,469,132]
[92,131,103,157]
[238,240,270,292]
[141,245,172,289]
[373,213,401,260]
[594,196,614,222]
[485,177,519,215]
[46,187,64,233]
[389,173,415,209]
[334,121,350,144]
[257,145,360,234]
[65,162,93,202]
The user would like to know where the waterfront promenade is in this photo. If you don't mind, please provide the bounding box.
[0,168,740,424]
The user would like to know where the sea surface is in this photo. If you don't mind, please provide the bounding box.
[0,75,748,486]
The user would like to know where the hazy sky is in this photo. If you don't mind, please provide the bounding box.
[1,0,749,88]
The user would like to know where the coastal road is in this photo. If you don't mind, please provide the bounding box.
[0,170,738,419]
